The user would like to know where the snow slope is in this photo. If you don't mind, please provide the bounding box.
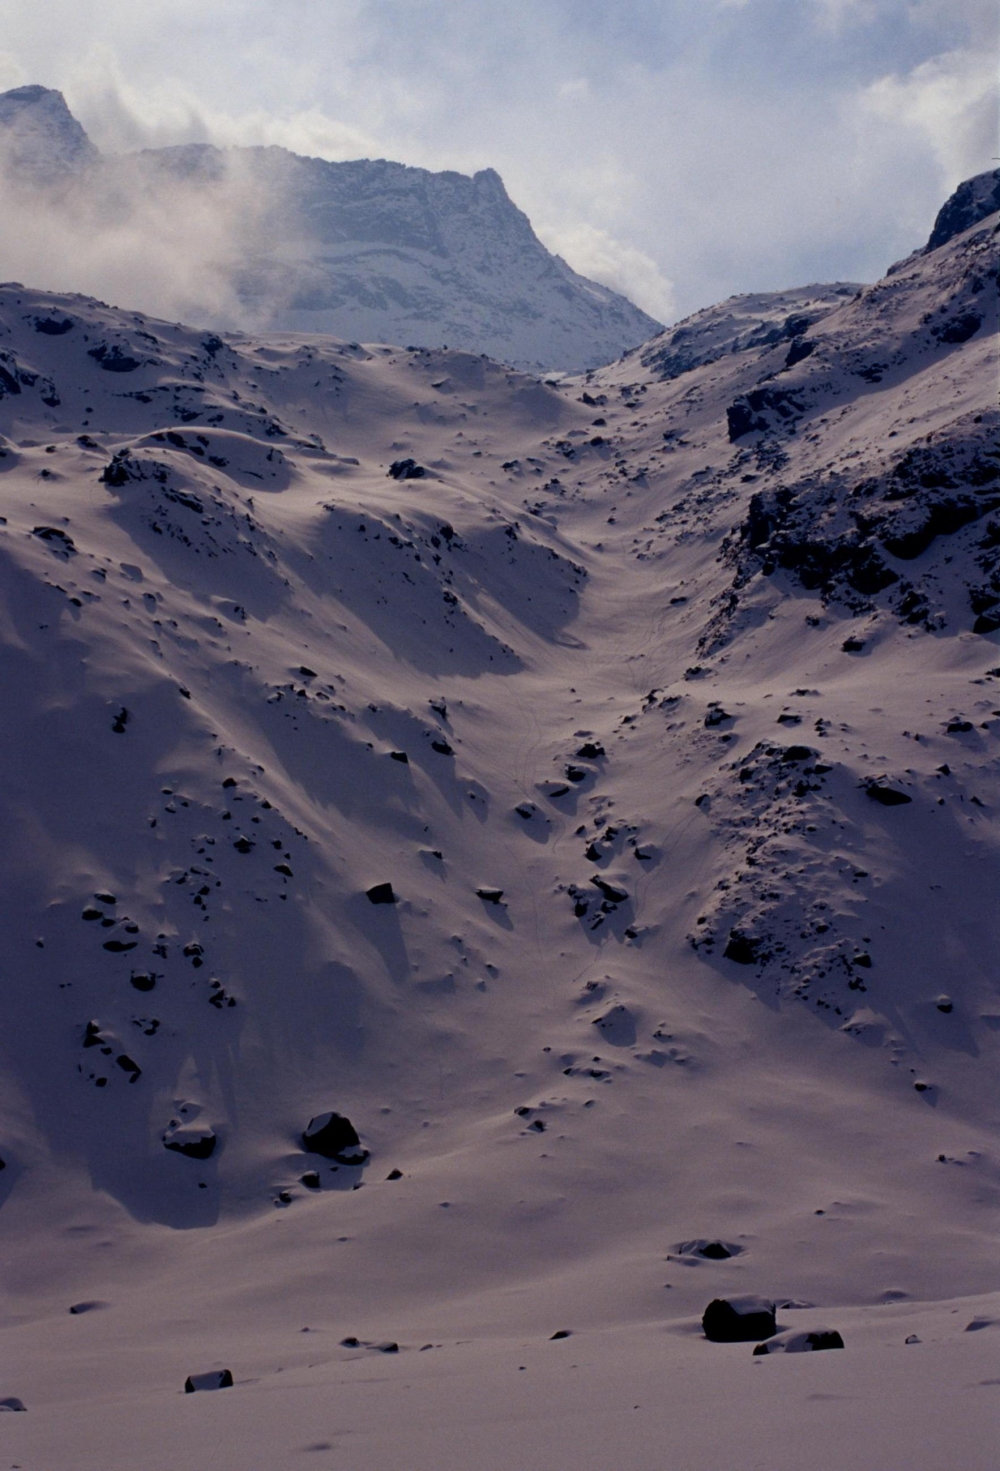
[0,85,661,372]
[0,177,997,1467]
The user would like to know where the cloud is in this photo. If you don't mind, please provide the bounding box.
[861,46,999,183]
[537,221,675,323]
[0,0,996,326]
[0,143,282,330]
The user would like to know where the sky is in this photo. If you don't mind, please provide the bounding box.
[0,0,996,323]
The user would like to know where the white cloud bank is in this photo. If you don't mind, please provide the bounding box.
[0,0,996,324]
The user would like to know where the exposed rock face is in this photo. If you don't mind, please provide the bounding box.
[925,169,1000,252]
[0,86,660,372]
[639,283,860,383]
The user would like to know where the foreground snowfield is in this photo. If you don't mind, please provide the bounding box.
[0,180,997,1466]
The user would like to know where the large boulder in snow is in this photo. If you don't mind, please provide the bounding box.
[301,1111,368,1165]
[184,1370,233,1392]
[702,1296,777,1342]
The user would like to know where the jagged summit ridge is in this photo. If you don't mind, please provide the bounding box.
[0,84,661,371]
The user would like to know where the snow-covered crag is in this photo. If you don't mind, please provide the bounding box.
[0,172,997,1468]
[0,84,661,371]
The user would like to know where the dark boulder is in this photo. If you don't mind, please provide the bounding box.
[476,886,504,904]
[590,876,628,903]
[184,1370,233,1393]
[703,1296,777,1343]
[723,932,760,965]
[302,1111,368,1165]
[0,1397,26,1411]
[865,782,911,806]
[366,882,396,905]
[388,458,426,480]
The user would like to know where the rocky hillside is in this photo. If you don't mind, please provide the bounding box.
[0,170,997,1469]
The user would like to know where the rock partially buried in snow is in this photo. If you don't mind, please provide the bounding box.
[302,1111,369,1165]
[184,1370,233,1393]
[0,1397,26,1411]
[753,1328,844,1355]
[162,1123,217,1160]
[703,1296,777,1342]
[675,1239,743,1262]
[366,882,396,905]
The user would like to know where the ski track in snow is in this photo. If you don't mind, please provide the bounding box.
[0,183,998,1468]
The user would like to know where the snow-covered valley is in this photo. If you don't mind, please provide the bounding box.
[0,171,997,1468]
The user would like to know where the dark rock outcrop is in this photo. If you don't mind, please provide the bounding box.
[926,169,1000,252]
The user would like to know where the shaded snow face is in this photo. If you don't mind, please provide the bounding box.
[0,174,997,1416]
[0,85,660,371]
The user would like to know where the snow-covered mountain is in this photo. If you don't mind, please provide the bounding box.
[0,172,997,1468]
[0,84,661,372]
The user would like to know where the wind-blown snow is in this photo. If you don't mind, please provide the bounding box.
[0,174,997,1468]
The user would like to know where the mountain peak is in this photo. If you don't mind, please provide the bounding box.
[0,82,98,182]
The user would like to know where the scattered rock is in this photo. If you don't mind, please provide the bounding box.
[302,1111,369,1165]
[184,1370,233,1393]
[69,1300,107,1315]
[300,1171,321,1189]
[0,1397,26,1411]
[550,1330,572,1340]
[476,886,504,903]
[702,1296,777,1342]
